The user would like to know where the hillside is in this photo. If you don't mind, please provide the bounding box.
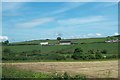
[11,37,107,45]
[10,35,120,45]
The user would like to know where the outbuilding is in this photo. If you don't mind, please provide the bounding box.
[40,42,48,45]
[59,40,71,45]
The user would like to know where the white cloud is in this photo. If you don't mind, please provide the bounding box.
[87,33,94,36]
[83,33,102,38]
[16,17,54,28]
[0,36,8,42]
[57,16,105,26]
[114,32,119,35]
[96,33,102,36]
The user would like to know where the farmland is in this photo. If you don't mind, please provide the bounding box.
[2,36,119,63]
[1,37,119,79]
[2,60,118,78]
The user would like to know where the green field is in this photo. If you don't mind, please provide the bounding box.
[1,37,119,79]
[2,37,119,62]
[2,43,118,54]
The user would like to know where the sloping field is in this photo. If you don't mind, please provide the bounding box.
[2,60,118,78]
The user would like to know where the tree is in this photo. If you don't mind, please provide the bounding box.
[3,40,9,45]
[57,37,61,41]
[72,47,83,60]
[106,36,110,41]
[101,49,107,54]
[74,48,83,54]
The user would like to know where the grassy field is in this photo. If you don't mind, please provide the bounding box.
[2,60,118,78]
[2,43,118,54]
[2,65,51,78]
[1,37,119,79]
[2,37,119,61]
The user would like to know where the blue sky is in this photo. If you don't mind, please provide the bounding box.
[2,2,118,42]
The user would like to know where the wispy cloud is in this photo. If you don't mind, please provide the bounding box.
[57,16,106,26]
[2,2,24,16]
[3,2,23,11]
[83,33,102,38]
[16,17,54,28]
[49,3,84,15]
[91,2,117,11]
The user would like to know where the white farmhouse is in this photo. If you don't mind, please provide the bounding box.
[59,40,71,45]
[40,42,48,45]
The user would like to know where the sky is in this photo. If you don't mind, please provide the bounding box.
[1,2,118,42]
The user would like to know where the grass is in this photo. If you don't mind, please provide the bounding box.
[2,66,51,78]
[2,37,119,62]
[2,60,118,78]
[2,43,118,54]
[2,65,86,79]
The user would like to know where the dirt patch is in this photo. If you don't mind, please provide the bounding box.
[2,60,118,78]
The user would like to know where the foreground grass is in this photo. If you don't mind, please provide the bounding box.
[2,66,51,78]
[2,66,86,80]
[2,60,118,78]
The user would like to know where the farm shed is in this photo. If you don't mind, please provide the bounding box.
[40,42,48,45]
[59,40,71,45]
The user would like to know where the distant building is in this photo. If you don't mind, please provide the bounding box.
[59,40,71,45]
[105,39,120,43]
[40,42,48,45]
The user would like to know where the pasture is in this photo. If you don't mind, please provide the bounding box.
[2,43,118,54]
[1,37,119,79]
[2,37,119,61]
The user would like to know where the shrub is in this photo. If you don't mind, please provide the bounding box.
[3,48,12,54]
[88,54,95,59]
[74,47,83,54]
[95,50,103,59]
[88,49,95,54]
[71,53,81,60]
[101,49,107,54]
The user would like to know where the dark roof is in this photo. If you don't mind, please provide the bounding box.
[59,40,71,43]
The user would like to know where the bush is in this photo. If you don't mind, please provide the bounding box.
[88,54,95,59]
[88,49,95,54]
[72,53,81,60]
[101,49,107,54]
[3,48,12,54]
[74,47,83,54]
[95,50,103,59]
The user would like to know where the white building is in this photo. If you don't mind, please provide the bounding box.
[59,40,71,45]
[40,42,48,45]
